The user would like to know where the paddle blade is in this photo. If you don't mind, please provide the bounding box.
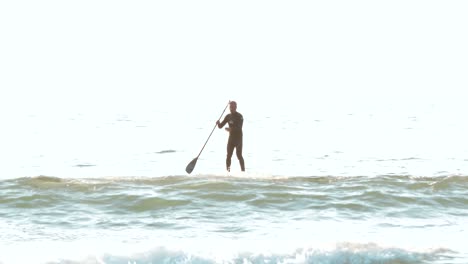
[185,157,198,174]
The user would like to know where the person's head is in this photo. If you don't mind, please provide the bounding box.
[229,101,237,113]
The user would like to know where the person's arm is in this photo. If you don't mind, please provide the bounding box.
[216,115,229,128]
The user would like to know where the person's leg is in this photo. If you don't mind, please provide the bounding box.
[235,141,245,171]
[226,141,235,172]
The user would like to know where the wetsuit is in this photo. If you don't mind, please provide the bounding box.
[218,112,245,171]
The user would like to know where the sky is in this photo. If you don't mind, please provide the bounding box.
[1,1,467,116]
[0,0,468,178]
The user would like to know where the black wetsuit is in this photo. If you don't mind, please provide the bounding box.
[218,112,245,171]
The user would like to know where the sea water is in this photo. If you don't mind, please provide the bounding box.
[1,99,467,264]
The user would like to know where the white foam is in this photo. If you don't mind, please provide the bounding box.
[0,238,458,264]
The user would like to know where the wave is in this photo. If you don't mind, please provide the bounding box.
[1,174,467,219]
[3,174,468,204]
[0,242,458,264]
[4,174,468,192]
[5,173,468,182]
[155,149,177,154]
[1,175,466,264]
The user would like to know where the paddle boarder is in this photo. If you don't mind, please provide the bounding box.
[216,101,245,172]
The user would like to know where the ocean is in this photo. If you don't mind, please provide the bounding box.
[2,1,468,263]
[1,100,467,264]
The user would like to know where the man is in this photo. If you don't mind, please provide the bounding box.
[216,101,245,172]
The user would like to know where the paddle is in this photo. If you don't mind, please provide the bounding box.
[185,101,230,174]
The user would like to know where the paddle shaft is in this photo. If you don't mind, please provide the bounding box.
[196,101,230,158]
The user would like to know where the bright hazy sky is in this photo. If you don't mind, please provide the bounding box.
[1,1,467,114]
